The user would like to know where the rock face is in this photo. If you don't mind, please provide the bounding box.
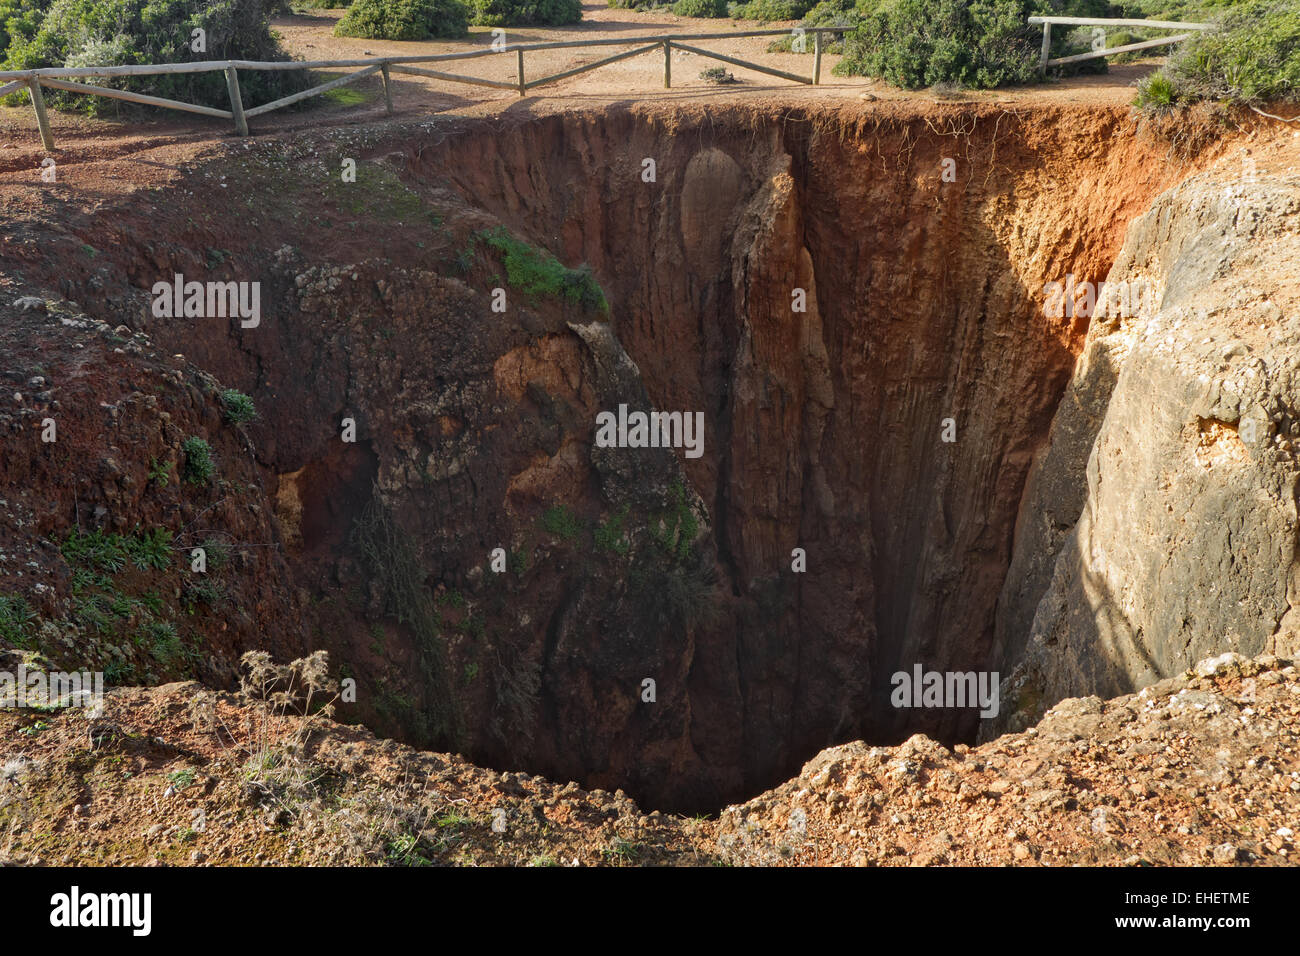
[423,104,1187,767]
[0,102,1277,812]
[990,168,1300,735]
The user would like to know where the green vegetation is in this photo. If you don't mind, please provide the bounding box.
[650,480,698,563]
[148,457,172,487]
[541,504,582,541]
[334,0,469,39]
[1136,1,1300,109]
[1,0,309,113]
[672,0,726,15]
[219,388,257,425]
[146,619,183,665]
[58,526,201,681]
[61,527,172,574]
[479,227,608,314]
[700,65,739,83]
[731,0,811,20]
[0,0,50,54]
[1136,69,1177,105]
[167,767,197,790]
[182,436,215,486]
[351,498,462,744]
[321,84,372,107]
[837,0,1042,89]
[466,0,581,26]
[0,593,37,647]
[594,504,631,556]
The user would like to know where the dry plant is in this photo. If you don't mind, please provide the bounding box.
[224,650,340,819]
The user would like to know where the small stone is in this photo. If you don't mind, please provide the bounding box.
[1212,843,1239,864]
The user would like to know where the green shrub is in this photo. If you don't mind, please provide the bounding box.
[334,0,468,39]
[467,0,580,26]
[672,0,727,16]
[837,0,1041,89]
[1135,70,1177,107]
[700,65,738,82]
[0,0,51,55]
[734,0,812,21]
[765,0,860,52]
[594,505,631,555]
[2,0,309,113]
[146,619,183,665]
[0,593,37,647]
[1145,1,1300,107]
[182,436,215,485]
[125,527,173,571]
[220,387,257,425]
[479,227,608,314]
[541,505,581,540]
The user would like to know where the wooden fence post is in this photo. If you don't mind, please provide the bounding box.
[27,79,55,151]
[663,40,671,88]
[813,31,823,85]
[381,63,393,113]
[517,49,525,96]
[224,65,248,136]
[1039,22,1052,76]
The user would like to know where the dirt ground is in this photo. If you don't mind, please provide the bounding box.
[0,2,1169,211]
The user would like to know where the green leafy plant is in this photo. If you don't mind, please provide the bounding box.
[541,505,581,541]
[673,0,726,15]
[1139,1,1300,109]
[182,436,215,486]
[837,0,1041,89]
[479,227,608,314]
[219,388,257,425]
[733,0,811,20]
[125,527,173,571]
[594,505,631,556]
[147,620,183,665]
[148,457,172,487]
[2,0,311,113]
[0,593,37,647]
[466,0,581,26]
[168,767,197,790]
[334,0,469,39]
[700,65,739,83]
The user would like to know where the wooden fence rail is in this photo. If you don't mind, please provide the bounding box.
[1028,15,1215,76]
[0,27,850,148]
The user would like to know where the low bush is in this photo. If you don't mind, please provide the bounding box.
[1137,1,1300,109]
[334,0,468,39]
[733,0,813,20]
[220,388,257,425]
[2,0,309,114]
[466,0,581,27]
[479,227,608,314]
[182,436,215,485]
[836,0,1041,89]
[0,0,51,55]
[672,0,727,17]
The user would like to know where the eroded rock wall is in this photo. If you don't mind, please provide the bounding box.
[990,168,1300,735]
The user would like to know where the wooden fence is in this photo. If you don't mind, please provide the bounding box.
[0,27,850,149]
[1029,15,1215,76]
